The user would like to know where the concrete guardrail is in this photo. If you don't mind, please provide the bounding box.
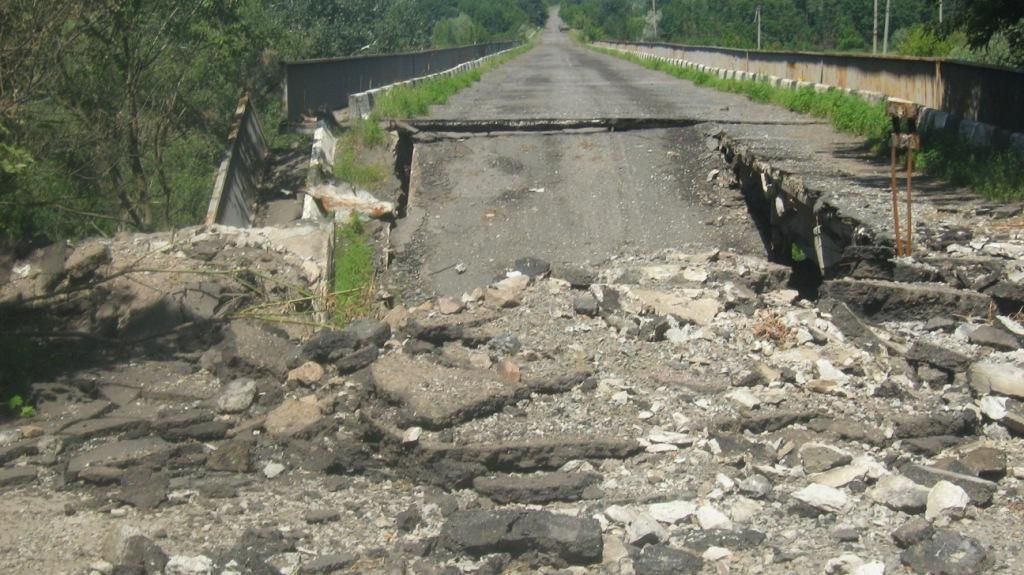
[595,40,1024,149]
[284,42,519,124]
[206,94,268,228]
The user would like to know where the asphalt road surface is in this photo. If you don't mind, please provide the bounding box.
[390,9,798,298]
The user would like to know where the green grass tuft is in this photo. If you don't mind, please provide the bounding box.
[333,119,390,189]
[594,46,1024,201]
[332,215,375,326]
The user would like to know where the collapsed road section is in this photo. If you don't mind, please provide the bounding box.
[1,8,1024,575]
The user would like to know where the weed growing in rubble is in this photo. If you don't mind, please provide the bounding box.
[752,309,793,344]
[333,120,390,189]
[599,47,1024,201]
[332,215,375,326]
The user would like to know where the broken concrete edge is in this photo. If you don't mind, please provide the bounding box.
[358,413,642,489]
[347,44,525,120]
[205,93,269,228]
[711,129,859,276]
[593,42,1024,153]
[301,125,398,224]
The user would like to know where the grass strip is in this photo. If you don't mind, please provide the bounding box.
[332,215,375,326]
[369,43,534,120]
[593,45,1024,202]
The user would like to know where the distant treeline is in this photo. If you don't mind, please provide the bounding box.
[560,0,1023,66]
[0,0,547,242]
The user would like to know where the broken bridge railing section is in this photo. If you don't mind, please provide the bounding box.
[206,94,268,228]
[283,42,519,124]
[595,40,1024,144]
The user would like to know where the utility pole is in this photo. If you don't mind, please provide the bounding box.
[652,0,658,39]
[873,0,878,54]
[883,0,891,54]
[755,5,762,50]
[939,0,943,24]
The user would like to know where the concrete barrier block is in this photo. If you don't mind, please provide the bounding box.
[796,80,815,90]
[959,119,996,149]
[1010,133,1024,152]
[813,83,834,93]
[780,79,797,90]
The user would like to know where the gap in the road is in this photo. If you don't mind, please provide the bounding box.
[387,124,826,299]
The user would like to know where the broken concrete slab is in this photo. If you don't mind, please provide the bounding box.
[264,399,323,438]
[472,472,602,504]
[633,545,703,575]
[67,438,175,476]
[0,467,39,488]
[900,464,998,506]
[821,278,993,322]
[969,361,1024,399]
[370,354,522,429]
[904,341,971,373]
[439,509,603,565]
[630,288,720,325]
[58,417,150,446]
[900,530,992,575]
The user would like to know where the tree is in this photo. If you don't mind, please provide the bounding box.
[958,0,1024,67]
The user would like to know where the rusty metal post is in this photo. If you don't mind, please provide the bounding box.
[890,140,902,255]
[906,145,914,255]
[886,98,921,257]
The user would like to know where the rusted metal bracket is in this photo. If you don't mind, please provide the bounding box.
[887,98,921,257]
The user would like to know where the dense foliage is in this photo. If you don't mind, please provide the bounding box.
[561,0,1023,66]
[0,0,544,243]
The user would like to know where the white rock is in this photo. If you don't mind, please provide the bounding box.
[726,388,761,409]
[715,473,736,491]
[216,378,258,414]
[626,513,669,545]
[262,462,285,479]
[165,555,214,575]
[925,480,970,521]
[970,362,1024,399]
[811,463,869,488]
[869,475,929,512]
[647,429,695,446]
[702,546,732,561]
[815,359,849,383]
[764,289,800,306]
[739,474,772,498]
[792,484,848,513]
[604,505,638,525]
[997,315,1024,336]
[824,553,863,574]
[89,561,114,575]
[729,497,762,524]
[980,395,1008,420]
[602,534,629,565]
[0,429,22,446]
[402,427,423,444]
[647,500,696,524]
[645,443,679,453]
[696,505,733,530]
[855,563,886,575]
[682,267,709,283]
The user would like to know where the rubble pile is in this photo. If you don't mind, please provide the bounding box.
[2,233,1023,574]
